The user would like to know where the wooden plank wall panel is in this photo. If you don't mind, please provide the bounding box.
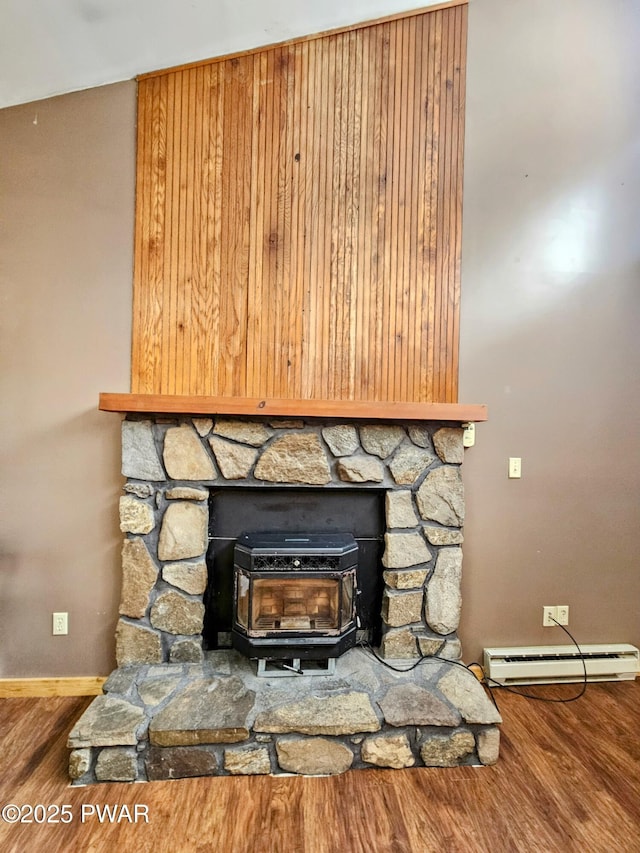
[132,3,468,403]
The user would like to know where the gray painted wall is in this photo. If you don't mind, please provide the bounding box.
[459,0,640,660]
[0,83,135,676]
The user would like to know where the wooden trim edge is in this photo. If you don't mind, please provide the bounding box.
[99,393,487,422]
[138,1,468,81]
[0,677,107,699]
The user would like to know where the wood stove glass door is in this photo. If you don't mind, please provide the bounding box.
[251,576,340,632]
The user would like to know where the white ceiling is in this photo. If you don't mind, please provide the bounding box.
[0,0,445,109]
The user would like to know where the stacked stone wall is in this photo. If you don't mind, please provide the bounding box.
[116,416,467,664]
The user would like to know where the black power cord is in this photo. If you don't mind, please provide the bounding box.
[481,616,588,704]
[358,614,588,706]
[358,639,480,678]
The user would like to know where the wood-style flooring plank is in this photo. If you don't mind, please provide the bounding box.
[0,683,638,853]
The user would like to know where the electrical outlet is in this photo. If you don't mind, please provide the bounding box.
[556,605,569,626]
[542,606,557,627]
[53,612,68,636]
[462,423,476,448]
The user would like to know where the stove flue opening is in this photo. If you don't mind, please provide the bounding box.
[231,532,358,661]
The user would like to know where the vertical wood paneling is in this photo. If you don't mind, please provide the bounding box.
[450,3,467,403]
[209,63,224,395]
[193,64,213,395]
[220,58,252,396]
[132,3,468,403]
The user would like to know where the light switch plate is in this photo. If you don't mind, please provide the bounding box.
[508,457,522,478]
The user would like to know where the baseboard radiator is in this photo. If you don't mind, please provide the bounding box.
[483,644,639,686]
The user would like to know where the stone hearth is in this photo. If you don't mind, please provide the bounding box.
[68,648,501,783]
[68,414,500,782]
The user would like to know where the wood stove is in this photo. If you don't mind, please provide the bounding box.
[231,532,358,665]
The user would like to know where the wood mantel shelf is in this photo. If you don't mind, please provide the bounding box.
[99,394,487,423]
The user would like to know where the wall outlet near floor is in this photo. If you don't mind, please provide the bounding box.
[53,612,68,635]
[542,605,569,627]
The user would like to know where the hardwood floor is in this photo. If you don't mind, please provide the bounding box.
[0,681,638,852]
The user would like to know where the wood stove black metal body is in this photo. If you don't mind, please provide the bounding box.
[232,532,358,661]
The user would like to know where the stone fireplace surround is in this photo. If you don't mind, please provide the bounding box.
[67,413,501,783]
